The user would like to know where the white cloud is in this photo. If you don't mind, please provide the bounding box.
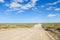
[48,14,57,17]
[46,7,60,11]
[5,0,38,12]
[18,10,24,13]
[46,0,60,5]
[55,8,60,11]
[44,0,60,11]
[32,7,37,10]
[21,3,32,9]
[6,2,22,9]
[14,0,24,3]
[14,0,29,3]
[0,0,4,2]
[6,9,13,12]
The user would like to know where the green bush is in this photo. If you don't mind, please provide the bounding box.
[42,23,60,30]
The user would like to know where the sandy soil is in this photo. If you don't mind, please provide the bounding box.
[0,24,51,40]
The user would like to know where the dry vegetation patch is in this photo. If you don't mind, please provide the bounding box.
[42,23,60,40]
[0,23,36,29]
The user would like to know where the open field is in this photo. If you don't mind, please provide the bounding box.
[0,23,36,29]
[42,23,60,40]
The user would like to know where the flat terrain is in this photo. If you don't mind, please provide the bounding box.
[0,24,51,40]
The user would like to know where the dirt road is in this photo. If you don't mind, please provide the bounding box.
[0,24,51,40]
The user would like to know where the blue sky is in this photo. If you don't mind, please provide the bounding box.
[0,0,60,23]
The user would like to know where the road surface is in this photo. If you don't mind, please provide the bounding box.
[0,24,51,40]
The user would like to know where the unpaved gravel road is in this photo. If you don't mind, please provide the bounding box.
[0,24,51,40]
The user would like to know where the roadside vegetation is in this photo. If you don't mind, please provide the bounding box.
[42,23,60,31]
[0,23,36,29]
[42,23,60,40]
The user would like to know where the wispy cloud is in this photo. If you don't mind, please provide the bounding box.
[42,0,60,11]
[46,0,60,5]
[17,10,24,13]
[32,7,38,11]
[48,14,57,17]
[5,2,21,9]
[55,8,60,11]
[5,0,38,13]
[0,0,4,3]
